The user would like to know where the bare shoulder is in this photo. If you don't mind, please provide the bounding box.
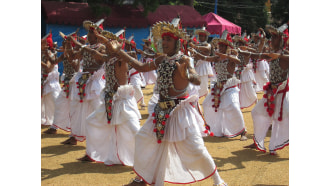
[154,54,166,65]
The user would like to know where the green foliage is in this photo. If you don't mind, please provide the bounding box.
[87,0,112,18]
[271,0,289,26]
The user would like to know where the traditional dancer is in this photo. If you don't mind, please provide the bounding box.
[126,35,147,110]
[41,31,61,127]
[250,28,269,92]
[73,30,141,165]
[189,27,213,98]
[233,34,258,109]
[190,30,247,141]
[43,30,80,135]
[61,19,106,144]
[137,33,157,86]
[241,24,289,155]
[105,22,227,186]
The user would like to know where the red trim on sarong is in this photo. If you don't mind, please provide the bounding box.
[53,124,71,132]
[214,128,246,138]
[128,71,140,83]
[132,166,217,185]
[253,136,266,153]
[240,99,257,109]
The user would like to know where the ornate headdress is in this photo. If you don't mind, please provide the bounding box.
[83,19,104,33]
[101,30,122,42]
[265,23,288,37]
[211,30,234,49]
[125,35,136,49]
[42,30,53,50]
[151,21,186,53]
[195,26,210,37]
[233,32,247,46]
[142,29,152,44]
[59,28,79,47]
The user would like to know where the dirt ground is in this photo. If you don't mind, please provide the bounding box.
[41,84,289,186]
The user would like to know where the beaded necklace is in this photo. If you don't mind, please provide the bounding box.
[269,57,288,84]
[156,54,187,99]
[104,57,119,124]
[152,53,188,143]
[62,58,76,98]
[211,59,231,112]
[82,43,101,70]
[235,54,246,80]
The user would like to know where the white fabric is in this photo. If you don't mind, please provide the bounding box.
[195,60,214,76]
[203,79,245,137]
[129,68,146,87]
[41,65,61,126]
[141,57,157,85]
[195,60,213,98]
[133,95,218,185]
[41,92,60,126]
[129,68,146,103]
[239,64,257,108]
[69,68,105,141]
[198,75,209,98]
[252,82,289,152]
[53,73,77,131]
[71,68,105,101]
[85,85,141,166]
[254,59,269,92]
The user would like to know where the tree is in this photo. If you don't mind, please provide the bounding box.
[270,0,289,26]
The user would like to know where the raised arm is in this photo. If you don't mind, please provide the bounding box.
[215,52,240,64]
[98,38,160,72]
[189,42,211,56]
[65,37,83,60]
[188,48,219,63]
[136,48,155,58]
[176,56,201,85]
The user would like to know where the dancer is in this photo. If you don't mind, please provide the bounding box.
[41,31,61,127]
[189,27,213,98]
[106,22,227,186]
[233,34,258,109]
[190,30,247,141]
[126,35,147,110]
[43,30,80,135]
[136,34,157,86]
[61,19,106,144]
[241,24,289,155]
[74,30,141,165]
[250,28,269,92]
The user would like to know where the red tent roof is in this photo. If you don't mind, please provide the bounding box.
[42,2,205,28]
[203,12,241,36]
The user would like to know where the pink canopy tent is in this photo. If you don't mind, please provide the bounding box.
[203,12,241,36]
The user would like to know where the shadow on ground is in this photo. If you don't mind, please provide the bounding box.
[41,144,85,157]
[41,161,133,181]
[214,148,289,172]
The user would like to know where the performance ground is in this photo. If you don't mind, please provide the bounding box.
[41,84,289,186]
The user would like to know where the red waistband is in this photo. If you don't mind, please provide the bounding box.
[225,85,237,91]
[130,71,139,77]
[177,94,189,99]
